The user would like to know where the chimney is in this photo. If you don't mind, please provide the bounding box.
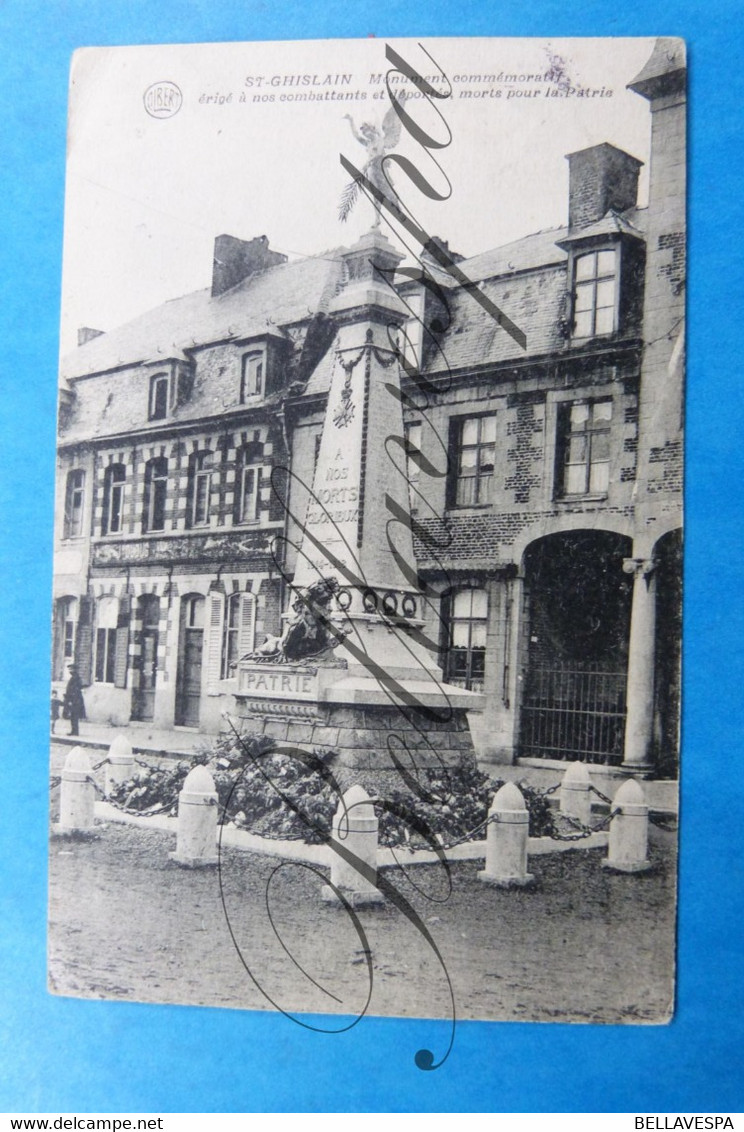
[566,143,642,230]
[211,234,288,296]
[77,327,104,346]
[421,235,464,265]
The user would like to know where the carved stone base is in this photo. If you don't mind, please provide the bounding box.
[232,664,479,799]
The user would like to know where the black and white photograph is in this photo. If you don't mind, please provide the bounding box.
[48,35,684,1034]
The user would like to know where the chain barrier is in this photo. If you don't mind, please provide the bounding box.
[50,775,62,789]
[134,755,167,771]
[86,775,180,818]
[546,807,620,841]
[648,812,678,831]
[90,756,110,771]
[588,783,615,806]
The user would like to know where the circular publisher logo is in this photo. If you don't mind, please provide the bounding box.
[143,80,182,119]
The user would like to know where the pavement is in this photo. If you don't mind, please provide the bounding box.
[50,719,207,759]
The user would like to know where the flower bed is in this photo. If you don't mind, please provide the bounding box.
[108,729,557,847]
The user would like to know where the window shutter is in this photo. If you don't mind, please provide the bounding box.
[237,593,256,660]
[114,628,129,688]
[206,592,225,688]
[76,596,93,686]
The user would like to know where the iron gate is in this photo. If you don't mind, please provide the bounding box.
[519,662,627,764]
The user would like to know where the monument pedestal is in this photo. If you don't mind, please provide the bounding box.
[229,650,480,798]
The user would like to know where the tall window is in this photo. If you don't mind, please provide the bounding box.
[222,593,241,678]
[235,442,264,525]
[443,588,488,692]
[143,457,168,532]
[149,373,169,420]
[240,351,265,401]
[62,603,76,661]
[573,250,617,340]
[452,415,496,507]
[404,421,422,510]
[557,399,613,497]
[54,596,78,680]
[103,464,126,534]
[190,452,211,527]
[94,596,118,684]
[63,469,85,538]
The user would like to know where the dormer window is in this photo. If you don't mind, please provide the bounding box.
[573,250,617,340]
[240,350,265,401]
[149,373,169,420]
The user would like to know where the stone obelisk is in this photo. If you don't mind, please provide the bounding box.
[234,229,482,793]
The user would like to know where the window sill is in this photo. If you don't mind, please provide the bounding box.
[446,503,493,513]
[571,333,616,344]
[555,493,609,505]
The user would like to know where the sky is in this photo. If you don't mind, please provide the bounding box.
[59,36,656,357]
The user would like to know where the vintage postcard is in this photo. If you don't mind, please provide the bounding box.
[49,36,684,1056]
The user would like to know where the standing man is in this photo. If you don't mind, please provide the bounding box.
[63,664,86,737]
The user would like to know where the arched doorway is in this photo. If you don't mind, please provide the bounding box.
[175,594,204,727]
[520,530,632,764]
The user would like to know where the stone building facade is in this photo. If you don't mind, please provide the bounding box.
[52,40,684,778]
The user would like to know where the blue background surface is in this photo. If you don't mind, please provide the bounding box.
[0,0,742,1114]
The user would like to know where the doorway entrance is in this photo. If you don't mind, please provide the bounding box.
[519,530,632,764]
[175,594,204,727]
[132,594,160,722]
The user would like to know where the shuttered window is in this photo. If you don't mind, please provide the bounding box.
[205,592,225,688]
[221,592,256,678]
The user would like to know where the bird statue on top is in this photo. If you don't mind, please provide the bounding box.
[338,93,408,228]
[242,576,348,665]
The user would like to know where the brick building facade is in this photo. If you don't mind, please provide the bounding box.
[52,39,684,777]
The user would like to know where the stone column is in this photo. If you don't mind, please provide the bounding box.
[170,765,218,867]
[478,782,534,888]
[321,785,384,907]
[602,778,652,873]
[560,761,592,827]
[56,746,96,834]
[622,557,657,772]
[104,734,134,796]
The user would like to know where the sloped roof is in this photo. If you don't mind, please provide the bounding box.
[628,37,686,97]
[557,209,645,246]
[421,207,647,375]
[61,249,347,382]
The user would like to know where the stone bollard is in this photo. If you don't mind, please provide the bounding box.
[602,778,652,873]
[560,761,593,827]
[104,734,135,796]
[55,746,96,834]
[321,785,384,907]
[169,765,218,867]
[478,782,534,888]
